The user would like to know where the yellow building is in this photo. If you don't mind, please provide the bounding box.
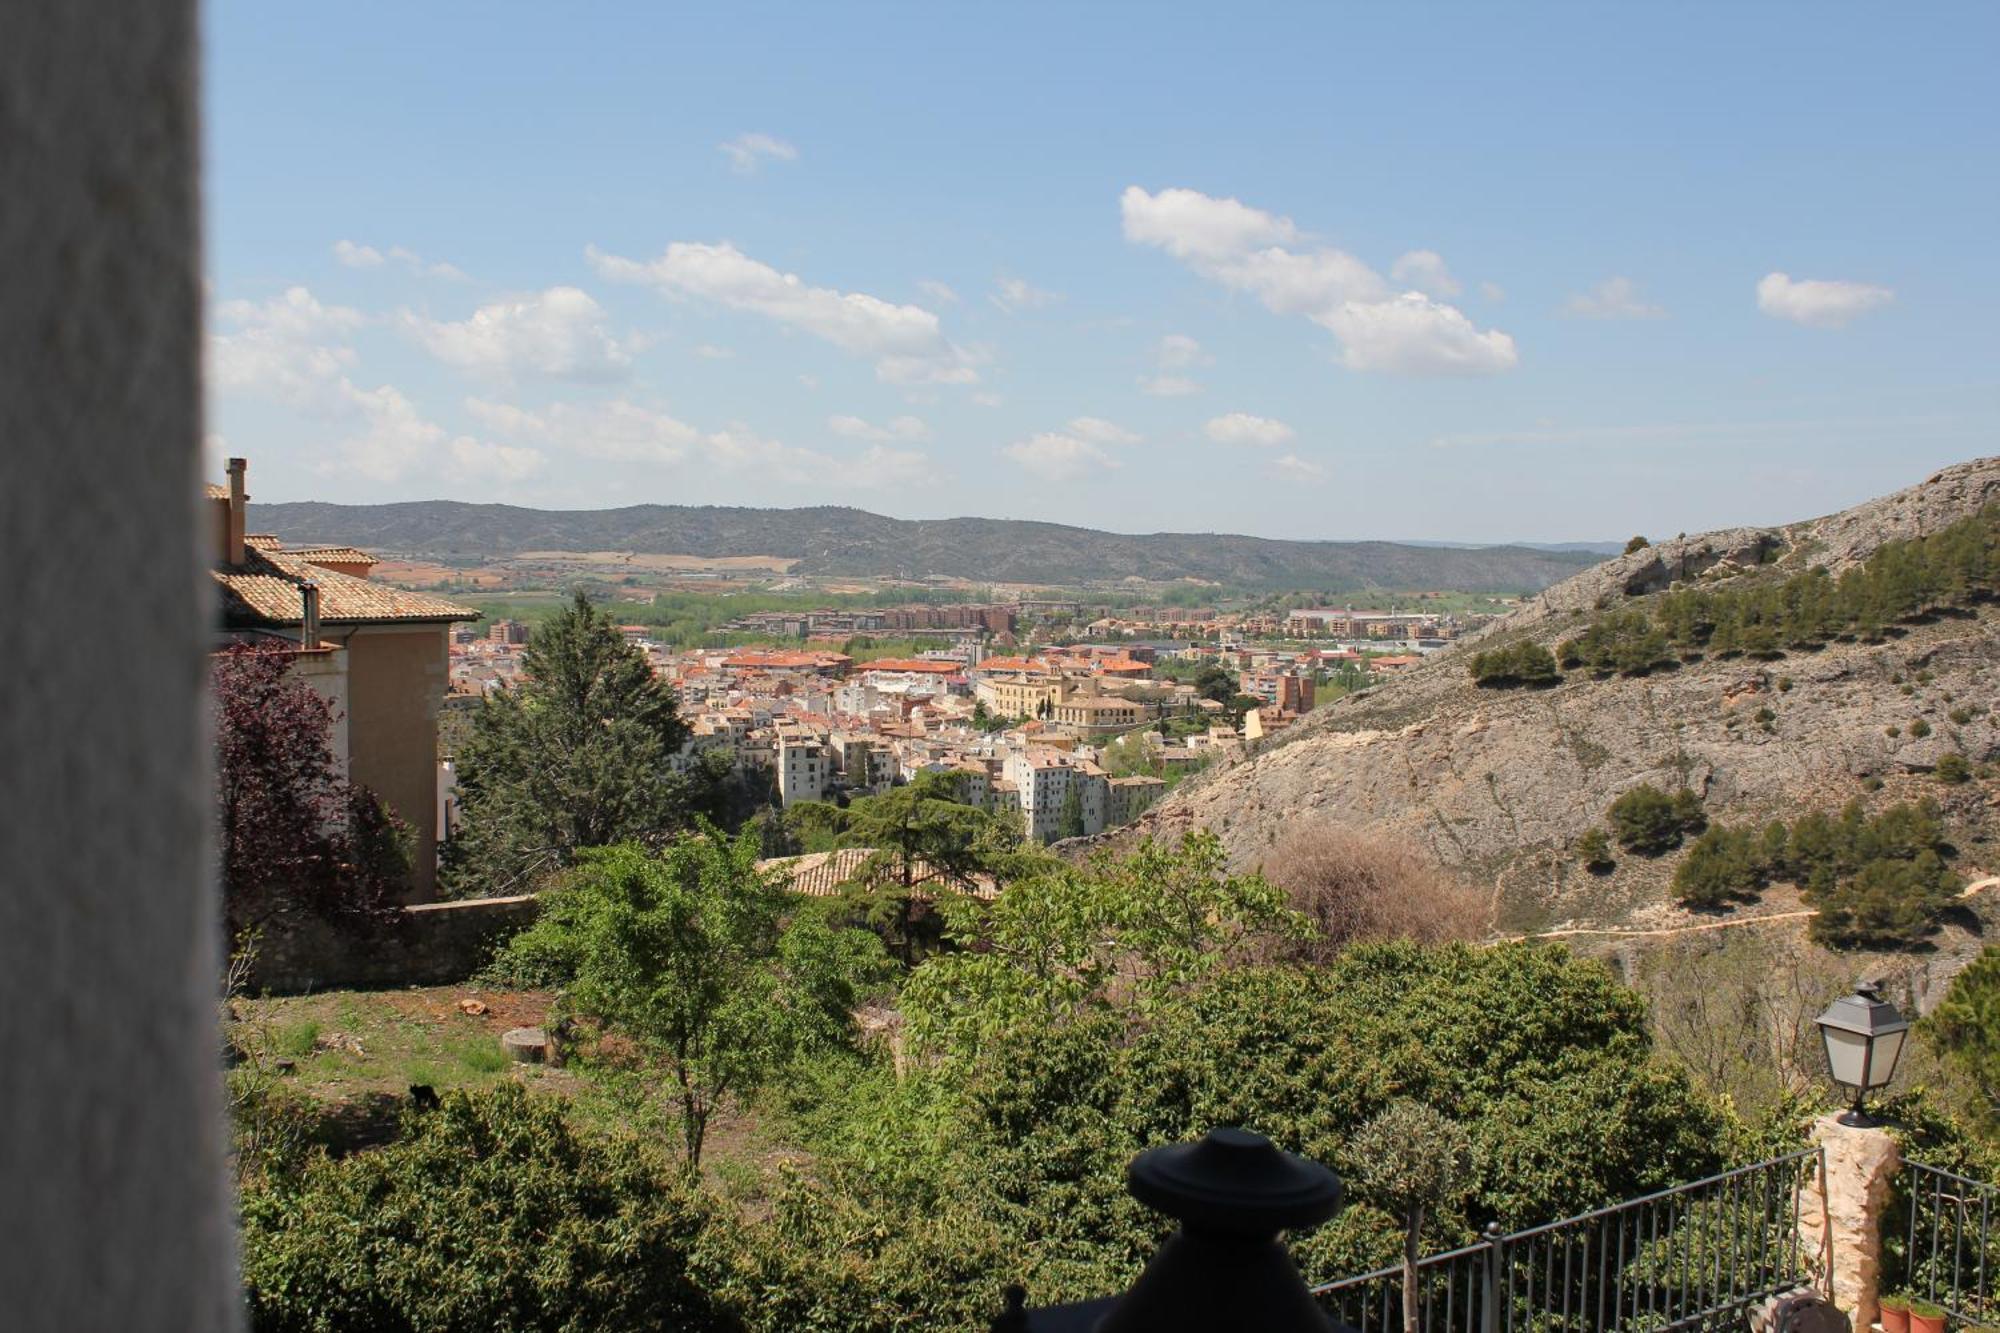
[209,459,477,901]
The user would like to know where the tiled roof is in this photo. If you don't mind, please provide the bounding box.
[205,483,229,500]
[214,546,477,627]
[757,847,998,901]
[283,544,376,565]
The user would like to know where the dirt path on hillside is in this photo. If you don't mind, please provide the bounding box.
[1512,875,2000,943]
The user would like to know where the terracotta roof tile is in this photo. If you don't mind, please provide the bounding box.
[283,544,376,565]
[214,547,477,626]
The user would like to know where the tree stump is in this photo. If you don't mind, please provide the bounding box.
[500,1026,547,1064]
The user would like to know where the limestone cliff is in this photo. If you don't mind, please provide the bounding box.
[1107,458,2000,937]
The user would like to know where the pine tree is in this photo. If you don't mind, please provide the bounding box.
[447,591,695,895]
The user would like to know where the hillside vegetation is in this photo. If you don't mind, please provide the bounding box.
[248,499,1596,591]
[1112,458,2000,945]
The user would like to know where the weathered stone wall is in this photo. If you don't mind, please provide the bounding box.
[248,895,541,994]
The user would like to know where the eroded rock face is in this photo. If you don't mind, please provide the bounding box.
[1096,457,2000,937]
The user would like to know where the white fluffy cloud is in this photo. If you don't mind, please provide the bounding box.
[1756,272,1894,328]
[1002,432,1118,481]
[717,132,797,174]
[469,396,924,489]
[333,240,384,268]
[1156,333,1207,369]
[1564,276,1665,320]
[1067,416,1140,446]
[1142,332,1210,396]
[209,286,365,408]
[1121,186,1517,376]
[318,384,542,485]
[332,239,465,280]
[1390,249,1462,298]
[829,413,930,442]
[1321,294,1520,375]
[1001,416,1140,480]
[1205,412,1296,448]
[990,275,1062,313]
[403,287,637,382]
[589,241,979,385]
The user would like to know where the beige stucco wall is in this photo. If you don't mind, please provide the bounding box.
[325,622,452,900]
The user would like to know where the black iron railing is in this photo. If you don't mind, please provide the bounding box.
[1899,1160,2000,1325]
[1309,1148,1825,1333]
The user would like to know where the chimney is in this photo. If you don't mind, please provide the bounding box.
[300,581,321,651]
[226,457,248,567]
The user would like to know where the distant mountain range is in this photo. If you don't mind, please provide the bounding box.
[247,500,1603,592]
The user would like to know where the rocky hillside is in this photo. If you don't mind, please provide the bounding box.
[247,500,1596,592]
[1115,458,2000,938]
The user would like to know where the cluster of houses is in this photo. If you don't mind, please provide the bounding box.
[208,457,1440,910]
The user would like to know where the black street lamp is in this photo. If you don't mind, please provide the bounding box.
[995,1127,1354,1333]
[1814,981,1910,1128]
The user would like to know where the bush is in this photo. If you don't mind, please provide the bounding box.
[1577,827,1614,873]
[1609,785,1689,856]
[1673,827,1768,907]
[1937,753,1972,784]
[1468,641,1560,688]
[1910,718,1933,738]
[1260,824,1490,960]
[1625,535,1651,555]
[241,1086,732,1332]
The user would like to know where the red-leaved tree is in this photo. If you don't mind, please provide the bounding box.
[212,643,407,947]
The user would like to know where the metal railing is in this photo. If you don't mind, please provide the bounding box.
[1310,1148,1825,1333]
[1900,1161,2000,1325]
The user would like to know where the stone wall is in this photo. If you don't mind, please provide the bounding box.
[248,894,540,994]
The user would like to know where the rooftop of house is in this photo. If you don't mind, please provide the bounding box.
[215,545,478,627]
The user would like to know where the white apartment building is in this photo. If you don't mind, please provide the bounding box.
[777,738,828,807]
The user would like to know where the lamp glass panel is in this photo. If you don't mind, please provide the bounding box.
[1823,1026,1871,1088]
[1867,1028,1908,1089]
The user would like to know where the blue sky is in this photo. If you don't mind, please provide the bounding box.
[206,2,1999,543]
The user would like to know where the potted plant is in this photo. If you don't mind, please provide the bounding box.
[1879,1292,1911,1333]
[1907,1296,1946,1333]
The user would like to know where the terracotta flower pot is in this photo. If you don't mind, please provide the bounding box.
[1880,1301,1911,1333]
[1908,1310,1945,1333]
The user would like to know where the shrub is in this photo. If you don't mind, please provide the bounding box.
[1672,827,1768,907]
[1950,706,1976,725]
[1625,535,1652,555]
[1609,785,1686,855]
[1778,677,1794,693]
[1256,824,1491,962]
[1910,718,1933,738]
[1936,753,1971,784]
[1577,827,1614,873]
[241,1086,731,1332]
[1468,641,1561,688]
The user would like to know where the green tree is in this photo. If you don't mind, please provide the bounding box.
[500,830,885,1167]
[1352,1102,1475,1333]
[902,831,1304,1062]
[1927,947,2000,1128]
[836,772,1028,963]
[1608,785,1685,855]
[1056,784,1087,840]
[447,590,696,895]
[1672,826,1767,907]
